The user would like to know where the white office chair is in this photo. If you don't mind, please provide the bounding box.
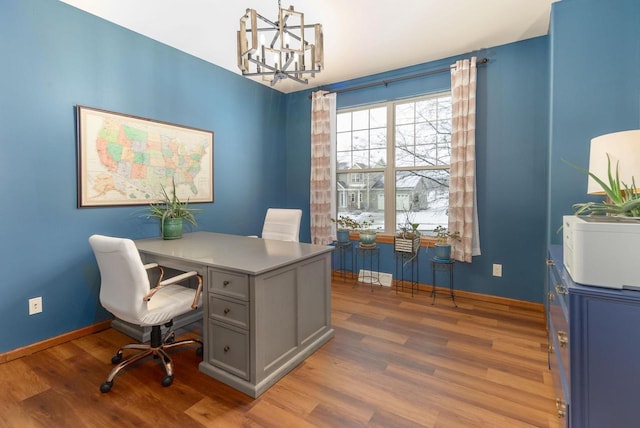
[259,208,302,242]
[89,234,203,393]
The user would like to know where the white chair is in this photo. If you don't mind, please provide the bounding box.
[260,208,302,242]
[89,234,203,393]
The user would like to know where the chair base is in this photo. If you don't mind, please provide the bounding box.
[100,323,202,393]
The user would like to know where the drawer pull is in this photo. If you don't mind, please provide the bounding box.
[546,259,555,266]
[223,280,230,287]
[548,291,555,302]
[224,308,230,315]
[555,284,568,296]
[556,398,567,418]
[223,345,230,353]
[557,331,568,347]
[548,344,554,354]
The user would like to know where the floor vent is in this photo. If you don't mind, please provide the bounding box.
[358,270,392,287]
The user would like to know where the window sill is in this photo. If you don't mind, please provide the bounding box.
[348,232,437,248]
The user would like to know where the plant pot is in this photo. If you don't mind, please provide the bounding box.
[394,233,420,253]
[162,218,184,240]
[434,244,451,261]
[359,230,377,248]
[336,229,350,244]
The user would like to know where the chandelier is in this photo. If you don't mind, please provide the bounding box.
[237,1,324,86]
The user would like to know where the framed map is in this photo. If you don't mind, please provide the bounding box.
[76,105,213,207]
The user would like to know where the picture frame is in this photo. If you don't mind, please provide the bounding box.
[76,105,214,207]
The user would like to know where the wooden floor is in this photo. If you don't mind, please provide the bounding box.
[0,278,560,428]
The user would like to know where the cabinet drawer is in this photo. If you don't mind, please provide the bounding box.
[209,295,249,329]
[549,277,570,383]
[549,331,570,427]
[208,320,250,380]
[209,269,249,301]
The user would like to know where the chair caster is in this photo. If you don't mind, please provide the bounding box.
[111,353,123,364]
[162,375,174,387]
[100,381,113,393]
[196,346,203,357]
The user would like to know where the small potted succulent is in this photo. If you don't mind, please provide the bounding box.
[568,155,640,217]
[433,225,461,261]
[147,178,199,240]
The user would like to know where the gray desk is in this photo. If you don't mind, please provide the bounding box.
[135,232,335,398]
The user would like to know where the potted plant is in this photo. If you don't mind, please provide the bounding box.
[395,206,421,253]
[331,214,377,246]
[433,225,461,261]
[568,155,640,217]
[331,215,361,243]
[147,178,199,240]
[357,215,377,248]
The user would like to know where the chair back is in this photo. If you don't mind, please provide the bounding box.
[261,208,302,242]
[89,235,151,325]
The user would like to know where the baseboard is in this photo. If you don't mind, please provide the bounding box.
[0,319,112,364]
[405,282,543,312]
[332,269,543,312]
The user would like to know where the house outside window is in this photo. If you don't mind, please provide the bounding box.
[336,92,452,234]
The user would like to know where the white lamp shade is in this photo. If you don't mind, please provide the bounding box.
[587,130,640,194]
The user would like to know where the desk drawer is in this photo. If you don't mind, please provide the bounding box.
[209,295,249,329]
[209,269,249,301]
[208,320,249,380]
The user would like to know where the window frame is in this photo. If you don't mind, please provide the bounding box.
[336,92,452,240]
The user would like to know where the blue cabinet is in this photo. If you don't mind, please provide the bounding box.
[548,246,640,427]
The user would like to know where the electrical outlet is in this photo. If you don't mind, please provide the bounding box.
[492,264,502,277]
[29,297,42,315]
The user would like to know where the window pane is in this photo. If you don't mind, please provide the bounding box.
[337,131,351,152]
[337,172,385,230]
[370,107,387,128]
[396,103,414,125]
[352,150,368,166]
[352,130,368,150]
[352,110,369,130]
[370,127,386,148]
[395,169,450,233]
[370,149,386,166]
[336,151,352,169]
[337,112,351,132]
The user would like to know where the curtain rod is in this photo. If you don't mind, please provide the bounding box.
[309,57,489,98]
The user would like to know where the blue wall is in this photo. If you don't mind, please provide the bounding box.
[0,0,288,353]
[286,37,550,304]
[548,0,640,242]
[3,0,635,355]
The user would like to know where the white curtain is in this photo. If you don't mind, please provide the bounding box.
[449,57,481,262]
[310,91,336,245]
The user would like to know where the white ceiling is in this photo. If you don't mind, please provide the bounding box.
[60,0,555,94]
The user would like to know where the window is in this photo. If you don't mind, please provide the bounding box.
[336,93,452,234]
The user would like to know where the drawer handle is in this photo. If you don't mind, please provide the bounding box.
[548,291,555,302]
[557,331,568,347]
[223,345,230,353]
[224,308,230,315]
[555,284,568,296]
[223,280,230,287]
[556,398,567,418]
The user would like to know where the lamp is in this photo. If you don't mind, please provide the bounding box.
[237,0,324,86]
[587,130,640,194]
